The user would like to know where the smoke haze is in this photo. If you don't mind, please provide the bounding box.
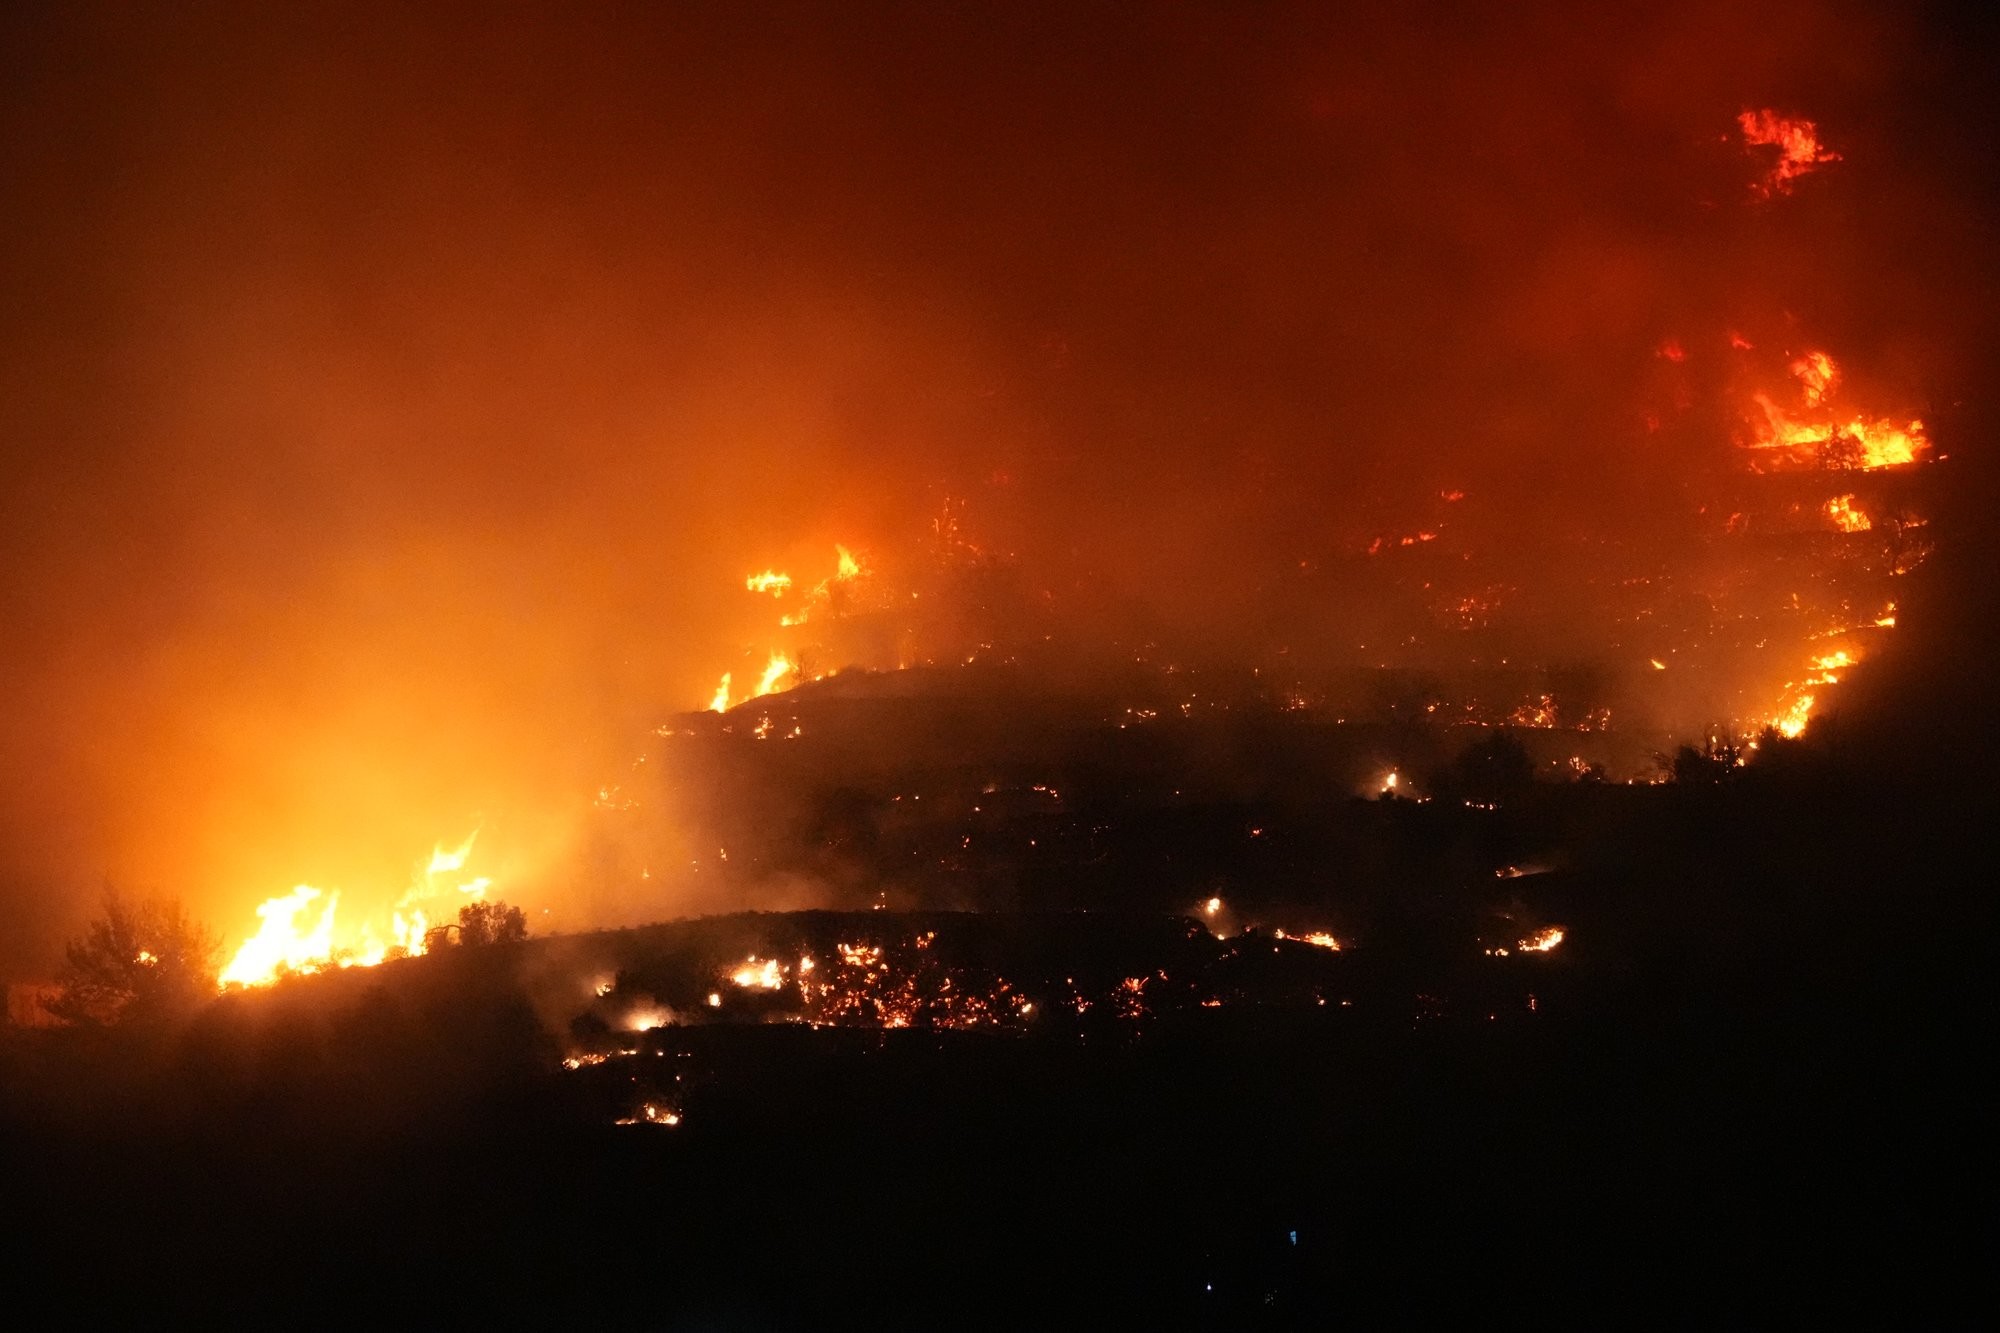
[3,2,1994,972]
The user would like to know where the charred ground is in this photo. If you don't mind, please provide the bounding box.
[4,690,1989,1325]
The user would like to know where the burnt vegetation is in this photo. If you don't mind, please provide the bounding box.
[3,696,1988,1324]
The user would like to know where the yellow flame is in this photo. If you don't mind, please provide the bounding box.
[1773,693,1815,740]
[219,886,340,986]
[838,942,882,968]
[427,829,478,876]
[755,653,793,698]
[1743,351,1928,472]
[1824,494,1871,533]
[835,545,862,581]
[729,957,785,990]
[745,571,792,595]
[219,829,487,987]
[709,673,732,713]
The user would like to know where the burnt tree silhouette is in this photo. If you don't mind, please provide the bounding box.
[456,899,528,947]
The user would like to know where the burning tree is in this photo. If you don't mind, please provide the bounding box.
[46,888,219,1026]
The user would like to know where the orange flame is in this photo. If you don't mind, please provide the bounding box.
[755,652,794,698]
[1742,350,1927,471]
[1824,494,1871,533]
[1738,109,1840,197]
[218,830,491,987]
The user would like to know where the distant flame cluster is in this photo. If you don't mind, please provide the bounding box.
[709,544,867,712]
[1738,109,1840,198]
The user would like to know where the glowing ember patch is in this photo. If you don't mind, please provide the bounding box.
[1738,108,1840,196]
[1509,694,1557,728]
[1517,927,1564,953]
[614,1103,681,1127]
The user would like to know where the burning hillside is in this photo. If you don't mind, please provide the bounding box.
[7,7,1994,1326]
[188,99,1952,987]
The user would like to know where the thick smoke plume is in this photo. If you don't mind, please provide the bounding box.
[2,3,1994,972]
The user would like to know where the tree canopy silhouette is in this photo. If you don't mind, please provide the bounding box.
[456,899,528,947]
[1448,733,1536,804]
[47,888,219,1026]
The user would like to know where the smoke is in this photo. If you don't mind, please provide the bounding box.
[2,3,1993,972]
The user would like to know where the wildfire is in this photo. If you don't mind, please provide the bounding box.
[217,831,492,987]
[728,956,786,990]
[1738,108,1840,197]
[1825,494,1871,533]
[1508,694,1557,728]
[704,546,869,708]
[217,887,338,985]
[1771,693,1816,740]
[1273,929,1341,951]
[755,652,794,697]
[614,1103,682,1127]
[1744,350,1928,472]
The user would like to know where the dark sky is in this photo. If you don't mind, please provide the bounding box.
[2,2,1993,973]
